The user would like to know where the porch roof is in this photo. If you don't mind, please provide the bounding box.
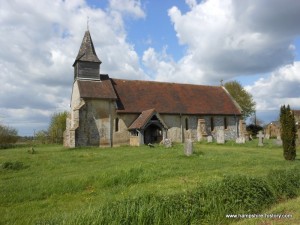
[128,109,168,130]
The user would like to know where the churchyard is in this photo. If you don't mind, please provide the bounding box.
[0,140,300,224]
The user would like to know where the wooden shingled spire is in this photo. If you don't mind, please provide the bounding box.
[73,30,102,80]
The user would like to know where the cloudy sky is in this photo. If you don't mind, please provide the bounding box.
[1,0,300,136]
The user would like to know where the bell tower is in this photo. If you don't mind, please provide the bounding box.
[73,30,101,80]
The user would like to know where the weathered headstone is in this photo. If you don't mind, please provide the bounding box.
[216,130,225,144]
[239,120,247,139]
[257,131,264,146]
[197,118,208,141]
[265,134,270,140]
[274,135,282,146]
[184,139,193,156]
[277,135,281,140]
[274,139,283,146]
[207,136,213,143]
[236,137,245,144]
[163,138,172,148]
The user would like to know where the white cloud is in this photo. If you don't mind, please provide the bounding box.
[245,61,300,111]
[109,0,145,19]
[153,0,300,84]
[0,0,146,135]
[185,0,197,9]
[142,47,207,84]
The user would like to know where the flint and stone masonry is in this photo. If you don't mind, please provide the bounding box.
[64,30,245,147]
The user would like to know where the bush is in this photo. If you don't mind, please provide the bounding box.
[0,124,18,146]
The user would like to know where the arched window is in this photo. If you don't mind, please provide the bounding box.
[115,118,119,132]
[185,118,189,130]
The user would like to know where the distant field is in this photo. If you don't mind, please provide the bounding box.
[0,140,299,224]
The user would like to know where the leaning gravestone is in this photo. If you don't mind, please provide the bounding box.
[257,131,264,146]
[207,136,213,143]
[216,130,225,144]
[236,137,245,144]
[184,139,193,156]
[163,138,172,148]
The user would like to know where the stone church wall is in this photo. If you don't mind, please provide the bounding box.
[75,100,140,147]
[203,116,239,140]
[75,99,114,147]
[113,114,137,146]
[160,115,182,142]
[160,114,239,143]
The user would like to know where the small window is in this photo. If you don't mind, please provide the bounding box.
[224,117,228,130]
[185,118,189,130]
[115,118,119,132]
[210,117,214,131]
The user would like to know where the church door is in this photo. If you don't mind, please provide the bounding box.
[144,124,162,144]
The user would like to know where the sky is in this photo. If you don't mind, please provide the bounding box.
[1,0,300,136]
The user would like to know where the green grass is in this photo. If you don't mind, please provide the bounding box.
[0,140,299,224]
[234,196,300,225]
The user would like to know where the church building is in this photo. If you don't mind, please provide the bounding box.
[64,30,246,147]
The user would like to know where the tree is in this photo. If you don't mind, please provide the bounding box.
[246,124,263,137]
[0,124,18,145]
[48,111,68,144]
[34,130,49,144]
[280,105,296,160]
[224,81,256,119]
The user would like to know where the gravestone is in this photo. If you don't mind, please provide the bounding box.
[274,139,282,146]
[265,134,270,140]
[274,135,282,146]
[257,131,264,146]
[207,136,213,143]
[236,137,245,144]
[216,130,225,144]
[277,135,281,140]
[184,139,193,156]
[239,120,247,139]
[197,118,208,141]
[163,138,172,148]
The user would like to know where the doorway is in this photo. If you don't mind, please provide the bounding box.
[144,124,162,144]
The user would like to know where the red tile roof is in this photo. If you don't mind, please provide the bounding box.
[128,109,156,130]
[77,80,117,99]
[111,79,242,115]
[77,78,242,115]
[128,109,169,130]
